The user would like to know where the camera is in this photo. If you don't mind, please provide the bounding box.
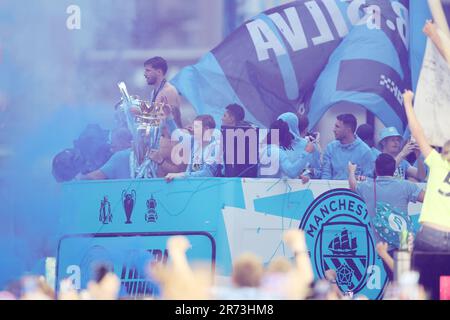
[306,132,319,141]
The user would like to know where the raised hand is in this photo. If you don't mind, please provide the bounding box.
[168,236,191,255]
[376,242,389,258]
[399,140,416,159]
[423,20,439,39]
[283,229,307,253]
[325,269,337,282]
[305,142,314,153]
[165,172,184,183]
[403,90,414,106]
[299,174,310,185]
[348,161,357,175]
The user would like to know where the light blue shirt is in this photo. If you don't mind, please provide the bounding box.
[296,138,322,178]
[356,176,422,247]
[395,159,412,180]
[100,149,131,179]
[259,144,308,178]
[356,176,422,219]
[321,137,374,180]
[277,112,322,178]
[370,147,380,162]
[285,138,313,171]
[185,139,222,177]
[373,148,412,180]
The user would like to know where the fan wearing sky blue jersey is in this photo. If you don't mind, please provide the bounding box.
[321,113,374,180]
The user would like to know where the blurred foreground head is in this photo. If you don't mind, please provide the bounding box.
[150,235,212,300]
[232,253,264,288]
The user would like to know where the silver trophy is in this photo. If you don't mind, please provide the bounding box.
[117,82,164,178]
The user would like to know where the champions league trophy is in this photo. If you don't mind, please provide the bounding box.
[117,82,164,178]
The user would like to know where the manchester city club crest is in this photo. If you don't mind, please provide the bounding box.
[122,189,136,224]
[99,196,112,224]
[320,222,370,294]
[145,195,158,223]
[300,189,388,300]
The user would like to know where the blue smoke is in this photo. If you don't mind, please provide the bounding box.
[0,0,138,288]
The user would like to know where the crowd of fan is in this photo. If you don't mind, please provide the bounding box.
[0,230,428,300]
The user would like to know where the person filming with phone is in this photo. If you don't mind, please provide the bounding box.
[374,127,427,182]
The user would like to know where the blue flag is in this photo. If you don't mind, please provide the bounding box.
[409,0,431,92]
[307,0,410,133]
[172,0,355,127]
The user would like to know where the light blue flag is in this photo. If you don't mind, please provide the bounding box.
[172,0,356,128]
[306,0,410,133]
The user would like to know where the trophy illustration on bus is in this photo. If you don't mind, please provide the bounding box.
[145,195,158,223]
[99,196,112,224]
[122,189,136,224]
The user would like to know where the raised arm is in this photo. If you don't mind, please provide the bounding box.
[280,147,310,179]
[283,229,314,298]
[406,153,427,182]
[423,20,450,64]
[402,90,433,158]
[428,0,450,37]
[360,150,375,178]
[347,161,358,192]
[397,141,427,181]
[376,242,394,272]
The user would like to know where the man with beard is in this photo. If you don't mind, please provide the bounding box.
[321,113,374,180]
[142,56,182,128]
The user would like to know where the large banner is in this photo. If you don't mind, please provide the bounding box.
[172,0,410,131]
[307,0,410,132]
[414,31,450,147]
[57,178,423,300]
[172,0,354,127]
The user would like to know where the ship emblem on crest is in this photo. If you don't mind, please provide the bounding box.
[321,223,369,294]
[328,228,357,255]
[99,196,112,224]
[145,195,158,223]
[122,189,136,224]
